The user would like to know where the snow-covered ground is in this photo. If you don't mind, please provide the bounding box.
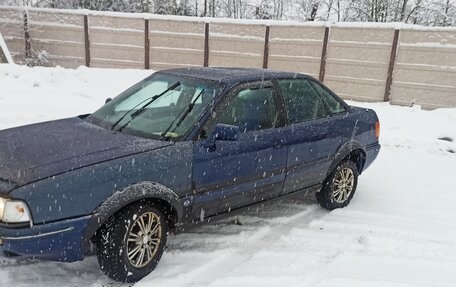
[0,64,455,287]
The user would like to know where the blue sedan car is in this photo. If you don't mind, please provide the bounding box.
[0,67,380,282]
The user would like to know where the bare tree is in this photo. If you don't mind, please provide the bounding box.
[2,0,455,27]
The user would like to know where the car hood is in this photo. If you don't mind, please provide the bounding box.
[0,117,172,188]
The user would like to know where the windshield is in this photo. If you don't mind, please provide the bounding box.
[86,73,224,140]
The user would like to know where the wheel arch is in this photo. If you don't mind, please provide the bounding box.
[81,181,183,254]
[328,141,366,177]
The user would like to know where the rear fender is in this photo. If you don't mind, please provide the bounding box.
[327,140,366,178]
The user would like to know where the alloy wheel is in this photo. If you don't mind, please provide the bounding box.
[332,167,355,203]
[126,211,162,268]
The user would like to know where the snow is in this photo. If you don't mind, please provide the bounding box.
[0,65,151,130]
[0,63,456,287]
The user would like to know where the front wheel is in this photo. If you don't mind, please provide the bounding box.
[316,160,358,210]
[96,201,168,283]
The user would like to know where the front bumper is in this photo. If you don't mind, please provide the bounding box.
[0,215,91,262]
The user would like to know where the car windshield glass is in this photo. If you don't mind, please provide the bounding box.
[86,74,224,140]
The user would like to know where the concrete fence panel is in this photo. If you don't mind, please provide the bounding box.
[149,19,205,70]
[89,15,143,69]
[1,7,456,109]
[0,8,25,63]
[324,27,395,102]
[391,29,456,109]
[268,25,324,78]
[27,10,85,68]
[209,22,264,68]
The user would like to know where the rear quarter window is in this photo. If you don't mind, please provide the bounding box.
[309,81,347,114]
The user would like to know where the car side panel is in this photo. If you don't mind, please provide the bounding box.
[282,107,379,194]
[347,107,381,173]
[9,142,193,224]
[191,128,287,219]
[281,117,334,194]
[326,107,380,177]
[349,107,380,150]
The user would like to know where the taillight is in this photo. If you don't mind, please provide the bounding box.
[375,121,380,138]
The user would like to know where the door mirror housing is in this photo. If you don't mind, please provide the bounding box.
[105,97,112,104]
[203,124,239,150]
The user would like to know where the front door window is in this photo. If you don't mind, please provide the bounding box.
[205,83,278,135]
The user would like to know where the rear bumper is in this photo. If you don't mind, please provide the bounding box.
[363,143,381,172]
[0,215,91,262]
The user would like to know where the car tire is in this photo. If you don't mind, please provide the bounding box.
[316,160,358,210]
[96,201,168,283]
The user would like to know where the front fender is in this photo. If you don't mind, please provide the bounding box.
[82,181,183,250]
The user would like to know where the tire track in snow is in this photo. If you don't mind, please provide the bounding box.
[0,198,323,287]
[138,202,328,287]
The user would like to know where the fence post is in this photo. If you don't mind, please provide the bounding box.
[83,14,90,67]
[384,29,400,102]
[144,19,150,69]
[319,26,330,82]
[263,25,270,69]
[23,11,31,66]
[203,22,210,67]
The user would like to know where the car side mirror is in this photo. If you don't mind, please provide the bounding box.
[203,124,239,151]
[105,98,112,104]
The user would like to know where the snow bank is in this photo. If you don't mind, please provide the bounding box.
[345,101,456,156]
[0,64,455,287]
[0,64,151,130]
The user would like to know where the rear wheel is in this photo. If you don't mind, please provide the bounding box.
[96,201,168,283]
[316,160,358,210]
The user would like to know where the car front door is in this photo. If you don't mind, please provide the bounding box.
[191,81,287,220]
[277,78,335,194]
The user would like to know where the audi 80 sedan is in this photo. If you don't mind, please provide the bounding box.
[0,67,380,282]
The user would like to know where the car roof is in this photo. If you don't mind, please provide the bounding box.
[156,67,310,84]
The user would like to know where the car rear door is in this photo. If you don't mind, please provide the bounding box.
[191,81,287,219]
[277,78,335,194]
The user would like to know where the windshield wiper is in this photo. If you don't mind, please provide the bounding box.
[160,89,205,140]
[111,81,181,131]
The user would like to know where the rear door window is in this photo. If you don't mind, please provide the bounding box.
[278,79,329,124]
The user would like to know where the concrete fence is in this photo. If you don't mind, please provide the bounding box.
[1,6,455,109]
